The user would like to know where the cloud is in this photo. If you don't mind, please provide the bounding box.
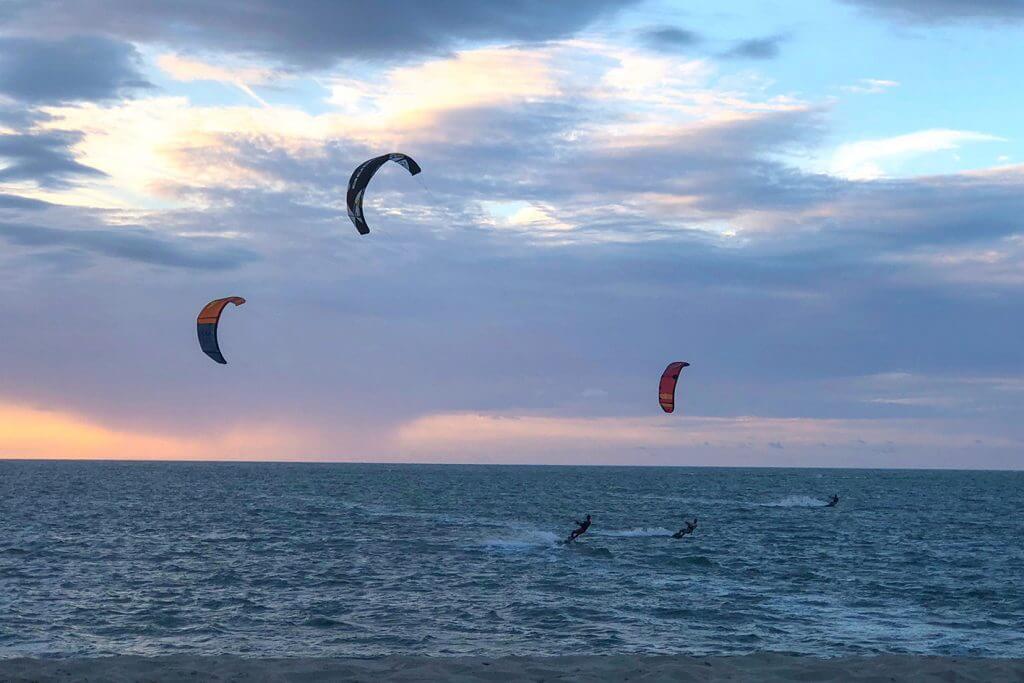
[0,36,150,104]
[882,233,1024,286]
[154,102,834,246]
[0,401,317,460]
[639,26,702,51]
[721,35,787,60]
[156,55,278,87]
[821,165,1024,260]
[325,46,560,129]
[0,31,1022,467]
[841,78,900,94]
[0,193,51,211]
[0,220,257,269]
[829,129,1005,179]
[844,372,1024,413]
[23,37,837,215]
[392,412,1013,465]
[30,96,338,207]
[0,104,53,130]
[31,44,563,208]
[2,148,1024,466]
[156,54,279,107]
[0,131,105,189]
[560,108,835,227]
[26,40,1018,261]
[840,0,1024,23]
[8,0,641,69]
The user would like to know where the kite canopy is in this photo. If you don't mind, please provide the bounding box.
[659,361,690,413]
[346,153,422,235]
[196,297,246,364]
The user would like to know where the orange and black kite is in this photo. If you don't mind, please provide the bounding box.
[197,297,246,364]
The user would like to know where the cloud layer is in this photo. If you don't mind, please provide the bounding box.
[0,36,150,104]
[0,132,104,188]
[7,0,640,67]
[0,2,1022,466]
[841,0,1024,23]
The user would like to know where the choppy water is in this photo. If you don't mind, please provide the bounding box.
[1,462,1022,658]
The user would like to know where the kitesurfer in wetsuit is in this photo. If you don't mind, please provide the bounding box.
[566,514,592,543]
[826,494,839,507]
[672,518,698,539]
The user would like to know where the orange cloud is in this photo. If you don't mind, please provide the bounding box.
[157,54,278,107]
[327,46,558,131]
[395,411,1008,456]
[27,41,811,212]
[0,401,322,461]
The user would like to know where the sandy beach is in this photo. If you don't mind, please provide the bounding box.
[3,654,1024,682]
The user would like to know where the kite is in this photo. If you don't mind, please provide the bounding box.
[347,153,422,235]
[196,297,246,364]
[659,361,690,413]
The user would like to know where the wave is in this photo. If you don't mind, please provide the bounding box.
[757,495,827,508]
[668,554,716,567]
[303,616,356,629]
[482,529,561,551]
[565,545,614,558]
[0,546,30,556]
[650,495,749,508]
[599,527,673,537]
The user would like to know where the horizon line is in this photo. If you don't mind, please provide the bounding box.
[2,457,1022,473]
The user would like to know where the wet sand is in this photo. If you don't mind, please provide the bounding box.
[3,654,1024,682]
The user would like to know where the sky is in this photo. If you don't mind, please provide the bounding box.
[1,0,1023,468]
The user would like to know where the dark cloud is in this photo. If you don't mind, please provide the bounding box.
[0,193,51,211]
[151,98,1023,263]
[722,35,788,60]
[0,36,151,104]
[0,104,52,130]
[5,179,1023,445]
[0,221,258,270]
[817,172,1024,256]
[840,0,1024,23]
[640,26,702,51]
[169,104,839,249]
[7,0,641,69]
[0,132,105,189]
[558,108,836,220]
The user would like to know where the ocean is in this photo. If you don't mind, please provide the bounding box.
[1,462,1022,659]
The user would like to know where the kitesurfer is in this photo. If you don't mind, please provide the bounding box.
[672,518,698,539]
[825,494,839,507]
[566,514,592,543]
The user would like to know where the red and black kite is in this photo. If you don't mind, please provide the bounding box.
[659,361,690,413]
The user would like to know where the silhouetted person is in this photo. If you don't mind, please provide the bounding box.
[566,514,592,543]
[826,494,839,507]
[672,518,698,539]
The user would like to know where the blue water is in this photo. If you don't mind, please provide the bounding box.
[1,462,1022,659]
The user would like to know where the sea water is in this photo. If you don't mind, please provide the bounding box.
[1,462,1022,658]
